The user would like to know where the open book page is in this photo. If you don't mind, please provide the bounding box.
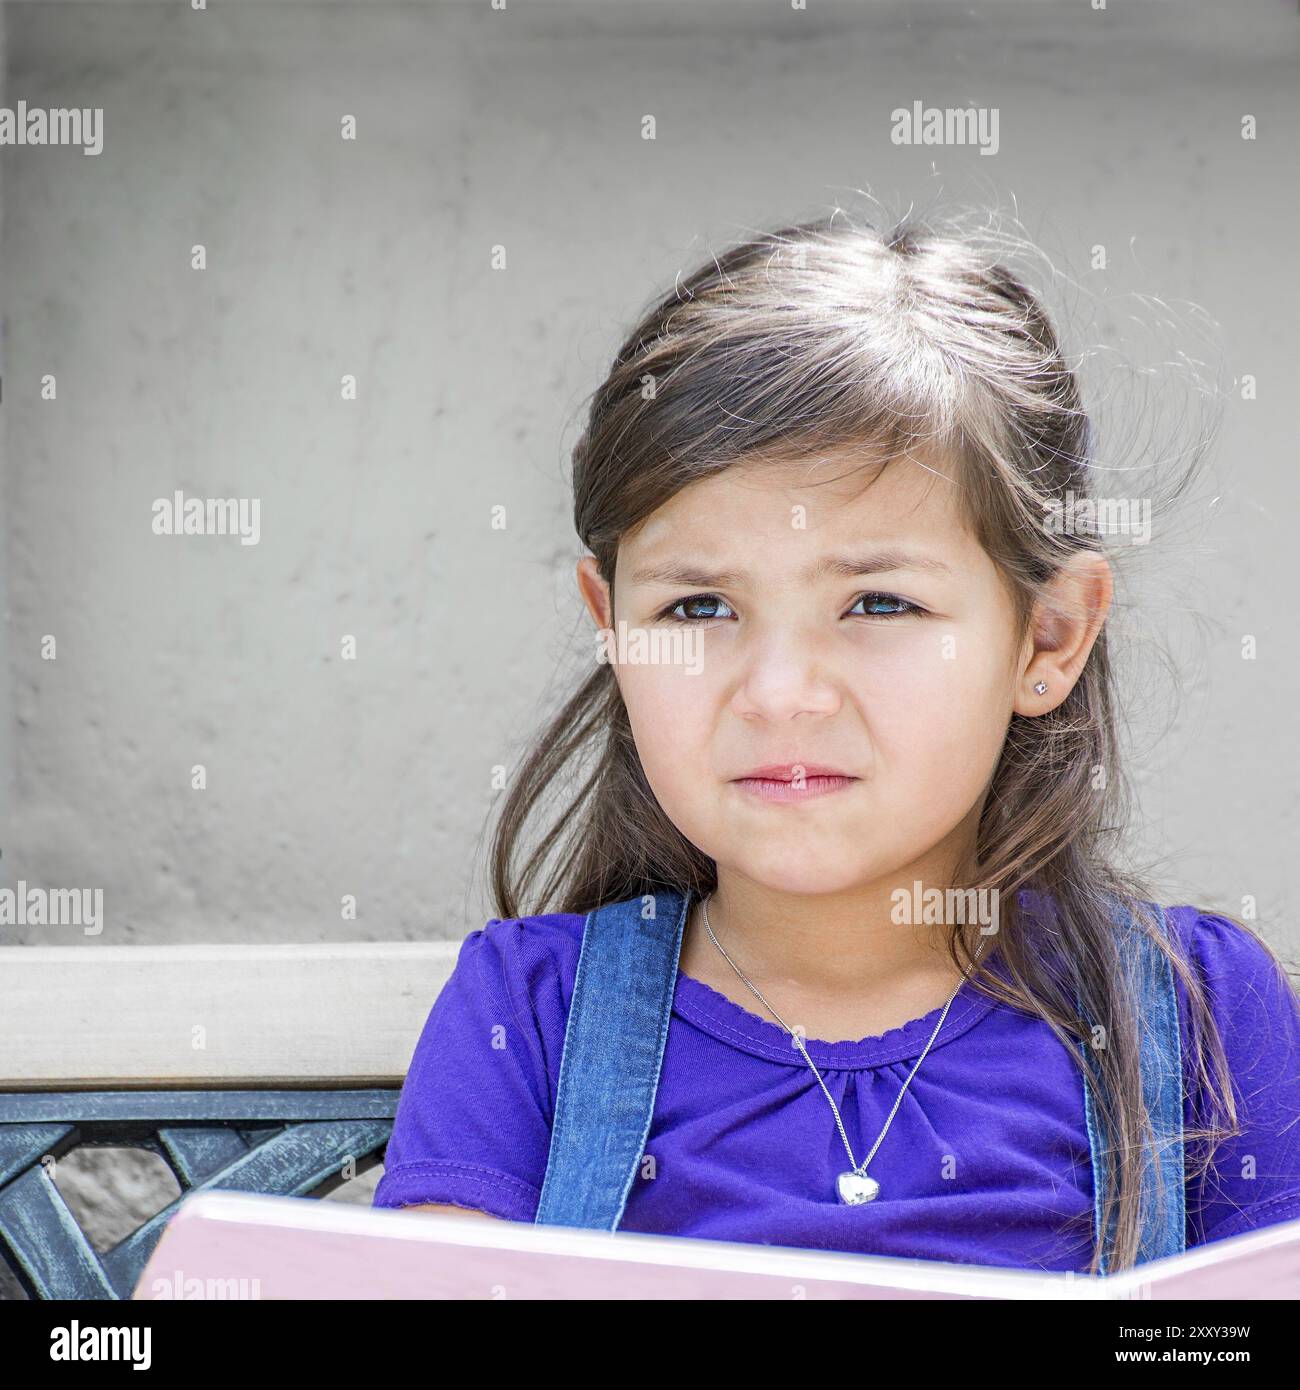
[132,1192,1300,1302]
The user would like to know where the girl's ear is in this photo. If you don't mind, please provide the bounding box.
[1016,551,1113,716]
[576,555,614,630]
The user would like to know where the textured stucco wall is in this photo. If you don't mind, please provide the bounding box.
[0,0,1296,955]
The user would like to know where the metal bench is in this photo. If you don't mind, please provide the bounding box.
[0,941,454,1299]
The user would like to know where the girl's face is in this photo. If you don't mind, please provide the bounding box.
[578,454,1101,897]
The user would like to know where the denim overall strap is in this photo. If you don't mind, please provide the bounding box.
[1077,898,1186,1273]
[534,888,690,1229]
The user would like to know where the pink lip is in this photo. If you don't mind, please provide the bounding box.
[730,763,859,803]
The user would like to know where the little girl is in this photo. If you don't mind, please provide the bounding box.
[373,209,1300,1276]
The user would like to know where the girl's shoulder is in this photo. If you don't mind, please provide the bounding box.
[465,910,587,964]
[1158,903,1297,1006]
[450,909,588,1021]
[1157,902,1299,1114]
[468,909,587,953]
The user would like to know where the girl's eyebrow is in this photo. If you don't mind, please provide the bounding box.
[629,548,952,587]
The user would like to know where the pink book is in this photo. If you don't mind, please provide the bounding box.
[132,1190,1300,1300]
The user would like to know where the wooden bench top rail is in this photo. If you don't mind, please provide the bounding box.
[0,942,460,1089]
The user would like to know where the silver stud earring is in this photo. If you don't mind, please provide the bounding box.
[1033,681,1048,695]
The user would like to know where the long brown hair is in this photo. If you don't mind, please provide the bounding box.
[488,204,1293,1273]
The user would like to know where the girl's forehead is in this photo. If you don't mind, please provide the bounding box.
[622,454,969,556]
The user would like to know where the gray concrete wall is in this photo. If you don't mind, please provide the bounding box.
[0,0,1296,952]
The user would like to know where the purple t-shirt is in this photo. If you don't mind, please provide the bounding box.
[372,905,1300,1271]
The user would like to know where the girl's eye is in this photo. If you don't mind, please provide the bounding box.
[658,592,922,622]
[846,592,924,620]
[660,593,736,623]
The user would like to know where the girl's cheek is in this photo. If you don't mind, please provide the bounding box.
[620,665,719,757]
[848,641,1014,772]
[836,635,967,718]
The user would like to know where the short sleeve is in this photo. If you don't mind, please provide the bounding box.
[372,914,582,1221]
[1171,909,1300,1246]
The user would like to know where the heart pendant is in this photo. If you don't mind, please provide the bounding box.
[837,1170,880,1205]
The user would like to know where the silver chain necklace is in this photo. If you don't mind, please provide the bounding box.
[700,893,986,1206]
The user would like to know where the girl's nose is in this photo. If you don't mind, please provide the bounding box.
[729,632,843,722]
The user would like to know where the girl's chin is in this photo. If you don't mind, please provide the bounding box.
[719,859,882,898]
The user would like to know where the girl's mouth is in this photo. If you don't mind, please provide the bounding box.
[730,763,860,803]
